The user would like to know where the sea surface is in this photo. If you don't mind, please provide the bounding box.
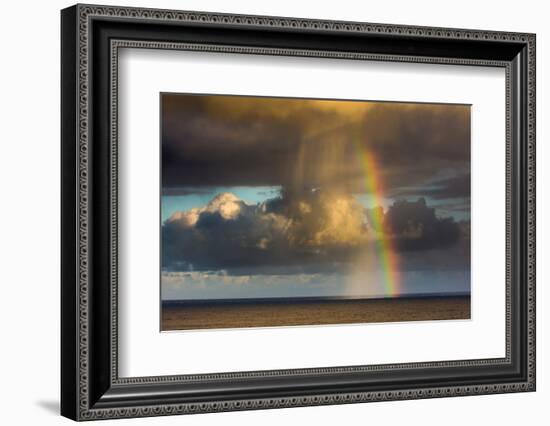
[161,295,470,331]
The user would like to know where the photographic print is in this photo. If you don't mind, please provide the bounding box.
[160,94,471,331]
[61,7,535,417]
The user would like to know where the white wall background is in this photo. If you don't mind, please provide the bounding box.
[0,0,546,424]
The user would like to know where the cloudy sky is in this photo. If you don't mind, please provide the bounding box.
[161,94,471,300]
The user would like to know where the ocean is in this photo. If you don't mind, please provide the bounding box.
[161,295,470,331]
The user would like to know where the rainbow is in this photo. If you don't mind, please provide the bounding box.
[357,149,401,297]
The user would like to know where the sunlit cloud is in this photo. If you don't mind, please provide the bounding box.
[163,191,464,272]
[162,94,470,194]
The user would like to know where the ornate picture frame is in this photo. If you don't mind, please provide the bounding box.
[61,4,535,420]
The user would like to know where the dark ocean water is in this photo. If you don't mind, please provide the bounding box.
[161,295,470,331]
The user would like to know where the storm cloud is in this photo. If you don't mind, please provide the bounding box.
[385,198,461,251]
[162,191,465,272]
[161,93,471,287]
[391,173,471,200]
[162,94,470,197]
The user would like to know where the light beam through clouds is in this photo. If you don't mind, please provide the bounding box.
[161,94,470,300]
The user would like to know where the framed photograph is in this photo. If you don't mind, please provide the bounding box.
[61,4,536,421]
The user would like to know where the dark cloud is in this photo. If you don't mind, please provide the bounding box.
[162,94,470,197]
[391,173,471,200]
[384,198,461,251]
[162,191,467,272]
[429,174,471,199]
[162,95,470,272]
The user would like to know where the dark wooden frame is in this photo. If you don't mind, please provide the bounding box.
[61,4,536,421]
